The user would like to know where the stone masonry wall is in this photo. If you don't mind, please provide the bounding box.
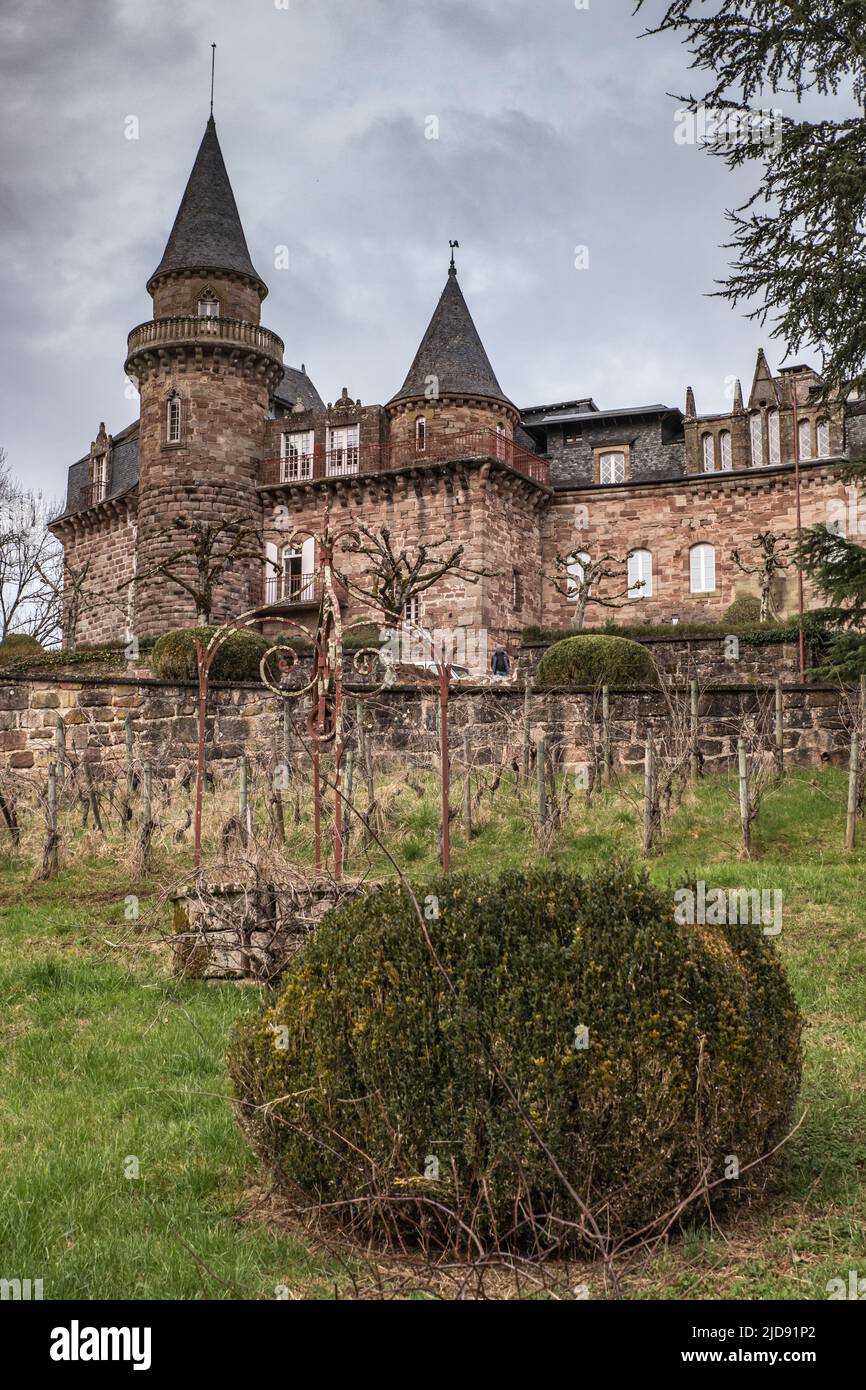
[55,505,138,646]
[543,461,847,628]
[0,674,854,777]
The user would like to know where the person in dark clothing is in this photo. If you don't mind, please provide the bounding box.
[491,644,510,677]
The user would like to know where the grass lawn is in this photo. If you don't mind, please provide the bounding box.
[0,766,864,1299]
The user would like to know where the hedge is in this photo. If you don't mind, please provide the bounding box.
[230,863,802,1253]
[535,633,658,687]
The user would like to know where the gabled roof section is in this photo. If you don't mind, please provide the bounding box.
[388,266,513,409]
[147,117,265,294]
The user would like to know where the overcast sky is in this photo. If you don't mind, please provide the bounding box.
[0,0,836,498]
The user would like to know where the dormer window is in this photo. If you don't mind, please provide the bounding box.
[197,291,219,318]
[166,393,182,444]
[91,452,109,504]
[415,416,426,453]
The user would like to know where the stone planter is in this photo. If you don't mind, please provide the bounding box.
[170,878,371,982]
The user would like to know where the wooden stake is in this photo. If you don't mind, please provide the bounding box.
[738,738,751,857]
[774,678,784,783]
[536,733,547,825]
[522,681,531,784]
[643,736,655,854]
[601,685,611,786]
[55,718,66,789]
[690,680,699,783]
[846,733,859,851]
[125,713,134,797]
[462,729,472,836]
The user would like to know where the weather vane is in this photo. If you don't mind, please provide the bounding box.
[210,43,216,116]
[449,239,459,272]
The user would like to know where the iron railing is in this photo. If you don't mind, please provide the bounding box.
[259,427,550,488]
[252,575,322,608]
[77,480,110,510]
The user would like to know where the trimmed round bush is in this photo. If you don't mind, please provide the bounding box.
[724,594,763,625]
[536,633,658,687]
[151,626,271,682]
[230,864,802,1252]
[0,633,44,666]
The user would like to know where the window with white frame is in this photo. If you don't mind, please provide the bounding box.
[750,411,763,466]
[327,424,359,475]
[701,433,715,472]
[689,542,716,594]
[719,430,732,470]
[166,394,181,444]
[817,418,830,458]
[91,452,109,503]
[415,416,426,453]
[197,292,219,317]
[798,417,812,460]
[768,410,781,464]
[512,569,523,610]
[281,430,314,481]
[281,537,316,600]
[566,551,590,599]
[402,594,419,626]
[599,451,625,484]
[627,549,652,599]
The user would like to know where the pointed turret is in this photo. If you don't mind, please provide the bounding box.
[147,116,266,299]
[388,260,514,412]
[748,349,779,410]
[733,378,744,412]
[684,386,696,419]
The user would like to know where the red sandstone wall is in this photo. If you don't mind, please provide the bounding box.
[542,462,848,627]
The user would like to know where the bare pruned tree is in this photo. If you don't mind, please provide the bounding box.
[0,448,64,644]
[336,524,488,627]
[129,513,264,625]
[730,531,792,622]
[552,547,642,631]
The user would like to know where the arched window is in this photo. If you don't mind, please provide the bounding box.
[719,430,732,470]
[690,543,716,594]
[197,290,219,318]
[166,394,181,444]
[817,418,830,458]
[798,417,812,460]
[750,411,763,466]
[415,416,426,453]
[566,552,590,599]
[628,549,653,599]
[767,410,780,464]
[701,433,715,472]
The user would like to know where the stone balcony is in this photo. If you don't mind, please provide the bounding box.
[125,315,285,387]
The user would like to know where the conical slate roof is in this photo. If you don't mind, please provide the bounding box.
[389,266,512,408]
[148,117,265,293]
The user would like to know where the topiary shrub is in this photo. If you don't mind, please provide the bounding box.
[151,626,271,682]
[724,594,763,625]
[535,633,658,687]
[230,863,802,1253]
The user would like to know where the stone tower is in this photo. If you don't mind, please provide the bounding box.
[125,116,284,637]
[386,256,518,454]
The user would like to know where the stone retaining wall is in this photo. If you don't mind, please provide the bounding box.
[0,673,856,777]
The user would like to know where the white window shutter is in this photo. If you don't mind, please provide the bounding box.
[265,541,279,577]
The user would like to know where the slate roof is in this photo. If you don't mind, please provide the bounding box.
[56,420,140,519]
[147,117,264,292]
[389,267,513,409]
[273,365,325,413]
